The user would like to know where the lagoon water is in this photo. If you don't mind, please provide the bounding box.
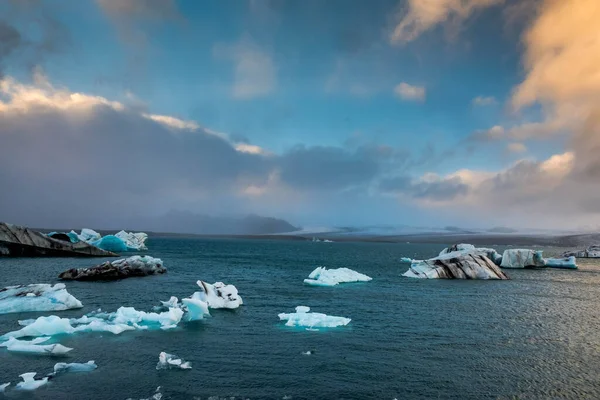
[1,238,600,399]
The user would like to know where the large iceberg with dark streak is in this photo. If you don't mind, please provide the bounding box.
[304,267,372,286]
[0,284,83,315]
[403,251,509,280]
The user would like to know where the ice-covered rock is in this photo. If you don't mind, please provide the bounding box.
[278,306,351,329]
[115,231,149,251]
[303,267,372,287]
[53,361,97,374]
[544,256,577,269]
[1,307,183,339]
[500,249,546,269]
[0,382,9,392]
[156,352,191,370]
[15,373,48,391]
[58,255,166,281]
[403,251,509,279]
[562,245,600,258]
[0,337,72,355]
[0,283,83,315]
[194,281,243,309]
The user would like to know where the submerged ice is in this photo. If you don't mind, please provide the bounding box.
[278,306,351,329]
[0,283,83,315]
[156,352,191,370]
[303,267,372,287]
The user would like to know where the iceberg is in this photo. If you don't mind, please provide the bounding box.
[544,256,577,269]
[500,249,546,269]
[0,382,9,392]
[58,255,166,281]
[439,244,503,265]
[1,337,72,355]
[303,267,372,287]
[89,235,128,252]
[0,283,83,314]
[79,228,102,242]
[115,230,149,251]
[156,352,191,370]
[194,281,243,309]
[402,251,509,279]
[53,361,97,374]
[181,296,210,321]
[562,245,600,258]
[15,373,48,391]
[278,306,351,329]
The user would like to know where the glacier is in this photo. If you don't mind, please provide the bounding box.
[58,255,166,281]
[500,249,546,269]
[15,373,48,391]
[303,267,372,287]
[156,352,192,370]
[53,361,97,374]
[402,251,509,280]
[278,306,351,329]
[0,337,72,355]
[0,283,83,315]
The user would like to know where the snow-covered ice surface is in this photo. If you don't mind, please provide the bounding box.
[500,249,546,269]
[0,337,72,355]
[278,306,351,329]
[15,373,48,391]
[303,267,372,286]
[0,283,83,315]
[544,256,577,269]
[0,306,184,340]
[156,352,191,370]
[54,361,97,374]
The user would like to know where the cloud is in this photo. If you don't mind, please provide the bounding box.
[380,174,469,202]
[467,125,505,142]
[394,82,426,101]
[472,96,497,106]
[506,142,527,153]
[390,0,503,44]
[215,37,276,99]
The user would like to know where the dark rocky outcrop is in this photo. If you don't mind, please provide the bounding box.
[59,255,166,281]
[0,223,117,257]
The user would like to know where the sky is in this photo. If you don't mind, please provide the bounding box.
[0,0,599,231]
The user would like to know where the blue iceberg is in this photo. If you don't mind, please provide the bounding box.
[90,235,128,252]
[544,256,577,269]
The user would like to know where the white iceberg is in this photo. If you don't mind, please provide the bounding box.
[0,382,9,392]
[1,307,183,339]
[439,244,503,265]
[115,230,149,251]
[402,251,509,280]
[303,267,372,287]
[1,337,72,355]
[544,256,577,269]
[0,283,83,315]
[278,306,351,329]
[156,352,191,370]
[500,249,546,269]
[54,361,97,374]
[15,373,48,391]
[195,281,243,309]
[78,228,102,243]
[181,296,210,321]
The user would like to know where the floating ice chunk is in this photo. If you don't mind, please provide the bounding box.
[112,307,183,330]
[53,361,97,374]
[0,382,9,392]
[0,283,83,315]
[90,235,128,252]
[78,228,101,243]
[400,257,413,264]
[1,337,72,355]
[15,373,48,391]
[278,306,351,329]
[402,251,509,280]
[303,267,372,287]
[302,350,314,355]
[2,315,76,339]
[181,297,210,321]
[115,231,149,251]
[195,281,243,309]
[500,249,546,269]
[59,255,166,281]
[156,352,191,370]
[544,256,577,269]
[161,297,179,308]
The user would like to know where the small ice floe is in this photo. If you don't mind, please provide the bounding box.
[58,255,166,281]
[0,337,72,355]
[303,267,372,287]
[302,350,314,355]
[278,306,351,329]
[1,306,183,340]
[156,352,191,370]
[0,382,10,392]
[0,283,83,315]
[53,361,97,374]
[15,373,48,391]
[402,251,509,280]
